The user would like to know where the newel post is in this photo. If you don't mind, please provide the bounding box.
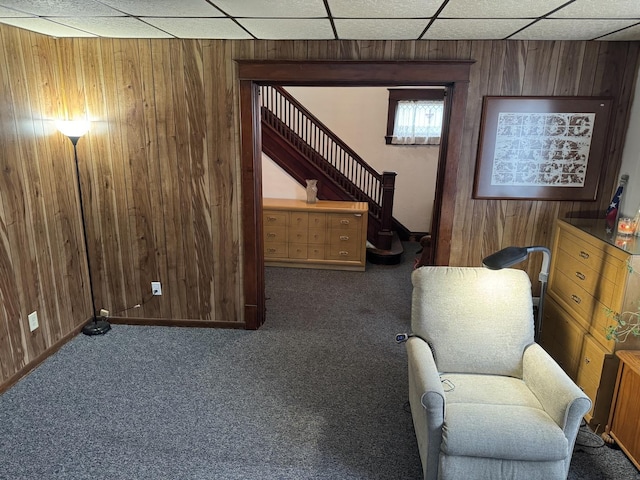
[377,171,397,250]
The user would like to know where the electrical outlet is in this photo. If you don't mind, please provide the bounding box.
[28,311,39,332]
[151,281,162,296]
[99,309,110,319]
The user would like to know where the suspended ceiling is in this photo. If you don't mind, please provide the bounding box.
[0,0,638,41]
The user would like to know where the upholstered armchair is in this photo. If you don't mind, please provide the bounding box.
[407,267,591,480]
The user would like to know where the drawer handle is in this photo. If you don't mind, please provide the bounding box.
[354,214,362,217]
[575,271,585,281]
[266,216,277,222]
[266,232,276,238]
[340,219,350,225]
[340,235,350,241]
[584,357,591,365]
[339,251,349,256]
[571,294,582,304]
[579,251,590,259]
[267,248,276,253]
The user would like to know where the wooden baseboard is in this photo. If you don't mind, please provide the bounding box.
[0,322,86,395]
[108,317,245,329]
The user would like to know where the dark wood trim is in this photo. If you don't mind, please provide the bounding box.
[0,322,85,395]
[237,60,473,326]
[108,317,245,329]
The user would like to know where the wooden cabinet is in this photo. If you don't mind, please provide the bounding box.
[541,219,640,429]
[263,198,368,271]
[605,351,640,469]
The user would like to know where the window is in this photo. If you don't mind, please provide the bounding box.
[386,89,445,145]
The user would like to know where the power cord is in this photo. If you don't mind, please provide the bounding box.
[110,292,157,317]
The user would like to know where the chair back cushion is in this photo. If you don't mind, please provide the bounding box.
[411,266,534,377]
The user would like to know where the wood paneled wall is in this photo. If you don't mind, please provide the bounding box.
[0,23,638,390]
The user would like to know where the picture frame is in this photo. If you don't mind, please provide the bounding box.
[473,96,613,201]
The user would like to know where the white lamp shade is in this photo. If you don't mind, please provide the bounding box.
[56,119,90,138]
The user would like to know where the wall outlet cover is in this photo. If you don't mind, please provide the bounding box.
[28,311,39,332]
[151,281,162,295]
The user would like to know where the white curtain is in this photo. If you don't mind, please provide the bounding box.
[392,100,443,145]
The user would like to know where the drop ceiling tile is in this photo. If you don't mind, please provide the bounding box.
[145,18,252,39]
[511,19,638,40]
[238,18,333,39]
[98,0,224,17]
[334,19,428,39]
[0,0,121,16]
[598,23,640,40]
[0,17,95,36]
[0,5,34,16]
[440,0,568,18]
[210,0,326,18]
[423,19,531,39]
[53,17,172,37]
[551,0,640,18]
[329,0,441,18]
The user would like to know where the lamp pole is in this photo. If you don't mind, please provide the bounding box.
[59,121,110,335]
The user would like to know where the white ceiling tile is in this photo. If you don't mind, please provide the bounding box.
[211,0,326,18]
[97,0,224,17]
[329,0,441,18]
[0,0,121,17]
[239,18,333,39]
[511,19,638,40]
[334,19,427,39]
[145,18,251,39]
[423,19,531,39]
[0,17,95,36]
[598,23,640,40]
[53,17,172,37]
[440,0,568,18]
[0,5,34,16]
[551,0,640,18]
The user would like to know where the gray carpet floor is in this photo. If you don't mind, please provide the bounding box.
[1,243,639,479]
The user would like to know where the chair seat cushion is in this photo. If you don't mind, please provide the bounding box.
[441,403,568,461]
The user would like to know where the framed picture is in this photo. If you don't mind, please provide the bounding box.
[473,96,613,200]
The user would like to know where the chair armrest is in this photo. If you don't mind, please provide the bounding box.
[523,343,591,433]
[407,337,445,480]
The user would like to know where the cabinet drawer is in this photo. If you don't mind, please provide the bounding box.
[330,232,360,250]
[289,244,307,259]
[264,226,287,244]
[329,214,362,231]
[289,212,309,229]
[326,244,361,261]
[552,270,600,329]
[540,296,584,379]
[308,213,326,229]
[264,243,288,258]
[308,245,325,260]
[308,228,326,245]
[555,251,617,303]
[288,228,308,244]
[263,211,287,227]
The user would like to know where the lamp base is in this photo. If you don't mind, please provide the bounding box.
[82,319,111,336]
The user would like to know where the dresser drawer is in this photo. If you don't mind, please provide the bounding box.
[555,250,617,302]
[326,244,361,261]
[308,228,326,245]
[288,244,307,259]
[307,245,325,259]
[308,213,326,229]
[552,270,602,330]
[288,228,308,244]
[264,226,287,244]
[541,296,584,379]
[263,211,287,227]
[328,213,362,231]
[289,211,308,229]
[264,243,288,258]
[557,229,625,284]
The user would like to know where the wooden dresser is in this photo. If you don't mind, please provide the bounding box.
[541,219,640,429]
[262,198,368,271]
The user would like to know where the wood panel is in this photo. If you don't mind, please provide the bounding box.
[0,25,638,391]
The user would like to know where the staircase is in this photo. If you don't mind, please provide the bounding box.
[260,85,407,262]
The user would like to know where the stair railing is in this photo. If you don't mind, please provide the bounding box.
[260,85,396,249]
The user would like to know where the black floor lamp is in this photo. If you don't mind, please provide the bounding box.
[57,120,111,336]
[482,246,551,342]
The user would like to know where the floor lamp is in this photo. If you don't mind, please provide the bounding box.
[482,246,551,342]
[57,120,111,336]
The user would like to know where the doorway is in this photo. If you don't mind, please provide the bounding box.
[238,61,473,329]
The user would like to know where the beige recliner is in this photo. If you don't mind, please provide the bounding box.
[407,267,591,480]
